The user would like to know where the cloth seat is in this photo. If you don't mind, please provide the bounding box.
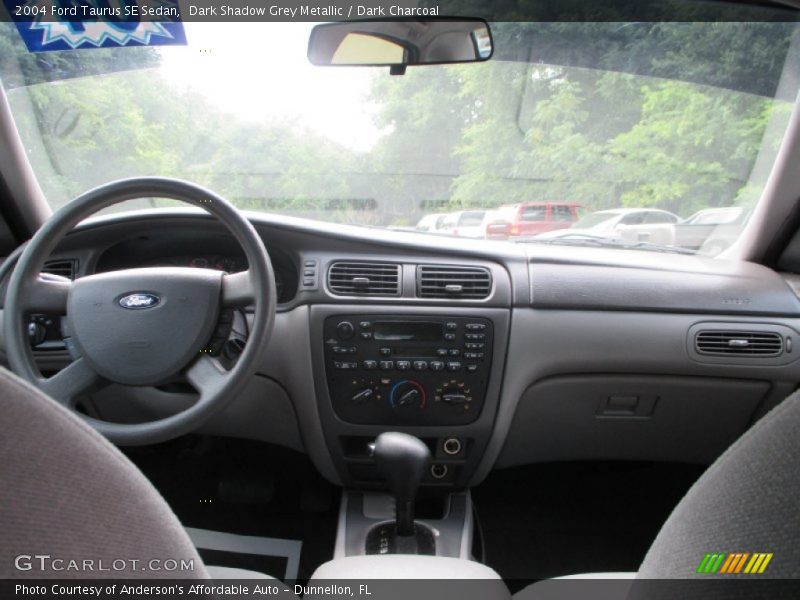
[514,388,800,598]
[0,366,272,580]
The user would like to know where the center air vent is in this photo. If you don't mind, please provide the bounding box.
[328,262,400,296]
[42,259,77,280]
[417,265,492,299]
[695,330,783,357]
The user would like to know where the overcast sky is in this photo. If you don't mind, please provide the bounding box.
[159,22,384,151]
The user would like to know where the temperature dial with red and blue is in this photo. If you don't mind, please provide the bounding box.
[389,379,427,410]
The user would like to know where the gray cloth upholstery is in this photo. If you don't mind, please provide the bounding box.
[0,366,208,579]
[635,388,800,581]
[514,389,800,599]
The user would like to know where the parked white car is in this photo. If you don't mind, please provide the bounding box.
[439,210,506,238]
[535,208,681,245]
[415,212,448,232]
[672,207,746,251]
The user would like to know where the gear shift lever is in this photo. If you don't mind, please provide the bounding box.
[372,432,431,536]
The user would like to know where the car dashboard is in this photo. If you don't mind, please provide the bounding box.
[5,207,800,492]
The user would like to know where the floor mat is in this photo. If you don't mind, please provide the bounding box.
[472,461,705,591]
[124,436,339,582]
[187,527,302,580]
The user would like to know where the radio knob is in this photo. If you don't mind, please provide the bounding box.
[390,380,427,410]
[336,321,355,339]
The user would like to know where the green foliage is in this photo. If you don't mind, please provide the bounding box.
[368,21,794,217]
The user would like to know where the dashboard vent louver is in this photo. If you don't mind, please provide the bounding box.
[695,330,783,357]
[42,259,77,281]
[417,265,492,299]
[328,261,401,296]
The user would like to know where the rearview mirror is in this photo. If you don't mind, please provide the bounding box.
[308,19,493,70]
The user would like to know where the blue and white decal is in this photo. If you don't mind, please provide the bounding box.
[7,0,186,53]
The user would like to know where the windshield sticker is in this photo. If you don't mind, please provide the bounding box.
[7,1,186,52]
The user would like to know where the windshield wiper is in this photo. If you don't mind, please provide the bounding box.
[514,233,696,255]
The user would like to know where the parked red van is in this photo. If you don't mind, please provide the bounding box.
[486,202,583,239]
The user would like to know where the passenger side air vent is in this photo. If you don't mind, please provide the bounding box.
[328,262,401,296]
[417,265,492,299]
[695,330,783,357]
[42,259,77,280]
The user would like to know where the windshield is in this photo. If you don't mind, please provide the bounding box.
[572,212,619,229]
[1,18,799,256]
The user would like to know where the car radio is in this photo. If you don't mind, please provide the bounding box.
[323,315,493,425]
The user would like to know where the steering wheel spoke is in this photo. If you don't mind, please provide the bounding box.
[185,353,230,398]
[24,275,72,313]
[39,357,103,408]
[221,269,255,307]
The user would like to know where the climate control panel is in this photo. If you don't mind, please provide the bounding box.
[323,315,493,425]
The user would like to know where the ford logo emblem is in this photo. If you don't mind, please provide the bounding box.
[118,293,160,310]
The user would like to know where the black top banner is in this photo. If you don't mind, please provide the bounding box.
[1,0,799,23]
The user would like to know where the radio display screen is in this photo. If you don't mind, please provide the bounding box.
[373,321,443,342]
[392,346,440,358]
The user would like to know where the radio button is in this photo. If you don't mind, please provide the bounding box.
[466,363,479,372]
[466,323,486,331]
[363,360,378,370]
[413,361,428,371]
[465,333,486,340]
[396,360,411,371]
[379,347,392,356]
[444,333,456,341]
[448,349,461,357]
[436,348,448,357]
[360,332,373,340]
[447,361,462,371]
[332,346,355,354]
[430,361,445,371]
[359,321,372,329]
[334,361,358,370]
[465,343,484,350]
[445,322,458,331]
[379,360,394,370]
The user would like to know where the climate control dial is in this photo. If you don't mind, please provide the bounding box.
[348,378,383,405]
[434,380,473,411]
[389,379,427,410]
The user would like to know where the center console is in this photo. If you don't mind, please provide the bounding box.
[323,315,494,426]
[310,305,510,490]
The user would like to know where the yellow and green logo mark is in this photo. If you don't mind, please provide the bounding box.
[697,552,773,574]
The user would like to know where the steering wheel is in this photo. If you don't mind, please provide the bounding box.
[3,178,276,445]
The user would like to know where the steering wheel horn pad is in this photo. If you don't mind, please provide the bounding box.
[68,267,223,386]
